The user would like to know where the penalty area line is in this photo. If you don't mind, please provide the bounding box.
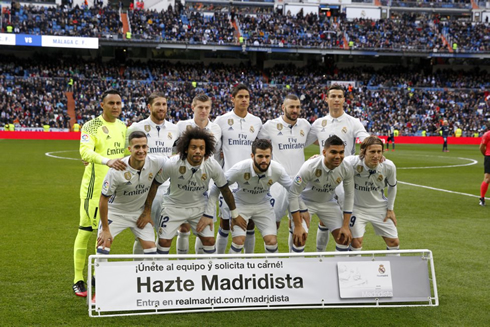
[398,181,481,199]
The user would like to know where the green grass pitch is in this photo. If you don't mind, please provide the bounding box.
[1,139,489,325]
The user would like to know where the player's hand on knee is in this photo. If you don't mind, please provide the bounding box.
[136,212,153,229]
[384,210,397,226]
[300,211,310,229]
[337,226,352,245]
[293,226,306,247]
[197,216,213,233]
[97,230,113,249]
[231,215,247,232]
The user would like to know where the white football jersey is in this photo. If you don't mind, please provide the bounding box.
[127,117,180,156]
[258,116,312,177]
[101,155,166,215]
[307,113,369,156]
[289,156,354,213]
[155,155,227,208]
[214,111,262,171]
[224,159,292,205]
[343,156,397,210]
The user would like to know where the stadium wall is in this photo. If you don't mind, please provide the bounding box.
[0,131,481,144]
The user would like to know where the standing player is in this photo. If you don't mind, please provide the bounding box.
[440,121,450,152]
[289,135,354,253]
[207,139,292,254]
[385,124,395,151]
[175,94,222,254]
[343,136,399,254]
[154,127,238,255]
[126,92,180,255]
[97,131,166,257]
[479,122,490,206]
[306,84,369,252]
[214,84,262,254]
[257,94,312,251]
[72,89,127,297]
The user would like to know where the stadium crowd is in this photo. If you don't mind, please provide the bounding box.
[1,55,488,137]
[2,4,490,51]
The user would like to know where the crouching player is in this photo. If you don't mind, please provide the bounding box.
[343,136,399,254]
[153,127,238,255]
[97,131,167,256]
[289,135,354,253]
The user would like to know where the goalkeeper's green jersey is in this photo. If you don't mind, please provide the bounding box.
[79,115,127,200]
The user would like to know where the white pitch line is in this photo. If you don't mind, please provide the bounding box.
[398,181,481,199]
[398,157,478,169]
[45,150,80,161]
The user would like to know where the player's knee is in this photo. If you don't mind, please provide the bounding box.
[179,223,191,233]
[232,237,245,246]
[200,237,215,247]
[158,238,172,248]
[351,238,363,248]
[263,235,277,246]
[385,238,399,247]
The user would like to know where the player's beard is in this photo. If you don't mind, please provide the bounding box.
[285,111,298,123]
[254,159,270,173]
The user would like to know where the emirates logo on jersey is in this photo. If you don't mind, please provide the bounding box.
[144,125,151,132]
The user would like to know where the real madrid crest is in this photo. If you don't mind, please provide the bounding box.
[144,125,151,132]
[102,126,109,134]
[149,173,153,181]
[124,172,132,180]
[268,179,273,186]
[336,177,342,184]
[168,132,173,140]
[377,174,383,182]
[378,264,386,274]
[322,120,327,127]
[300,130,305,137]
[186,125,193,131]
[342,127,348,134]
[315,169,322,177]
[179,166,186,175]
[201,173,207,181]
[250,126,255,133]
[357,165,364,173]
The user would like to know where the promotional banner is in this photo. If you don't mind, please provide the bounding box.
[90,252,437,316]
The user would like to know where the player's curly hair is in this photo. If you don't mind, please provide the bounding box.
[359,136,384,159]
[177,127,216,161]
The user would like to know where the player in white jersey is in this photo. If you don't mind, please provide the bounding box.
[175,94,222,255]
[343,136,399,254]
[214,84,262,254]
[305,84,370,252]
[289,135,354,253]
[207,139,292,254]
[97,131,166,256]
[153,127,238,255]
[257,94,312,251]
[126,92,180,255]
